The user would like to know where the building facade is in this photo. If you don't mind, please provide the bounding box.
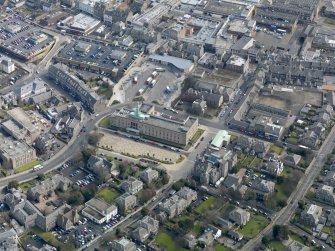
[0,133,36,170]
[48,64,102,112]
[82,198,117,224]
[110,104,199,147]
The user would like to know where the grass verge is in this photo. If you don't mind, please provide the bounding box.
[98,115,110,128]
[15,160,40,173]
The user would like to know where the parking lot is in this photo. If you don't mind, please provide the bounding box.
[144,67,179,104]
[0,15,54,60]
[57,40,140,75]
[58,162,97,189]
[123,64,179,104]
[0,64,27,89]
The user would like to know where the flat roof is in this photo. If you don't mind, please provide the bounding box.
[149,54,194,71]
[86,198,111,213]
[0,16,55,61]
[7,107,35,133]
[70,13,100,31]
[82,207,105,220]
[211,130,230,148]
[57,40,138,72]
[0,133,35,157]
[114,105,198,132]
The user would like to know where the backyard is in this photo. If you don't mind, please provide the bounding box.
[238,213,270,238]
[155,232,188,251]
[269,241,285,251]
[195,196,218,216]
[97,188,119,204]
[214,244,230,251]
[270,145,284,155]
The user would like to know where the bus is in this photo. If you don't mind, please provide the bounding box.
[155,67,165,72]
[276,29,287,34]
[32,164,43,172]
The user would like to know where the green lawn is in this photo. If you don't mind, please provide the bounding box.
[98,115,110,128]
[270,145,284,155]
[230,135,238,142]
[269,241,285,251]
[191,222,202,235]
[97,188,119,204]
[325,18,335,25]
[19,180,36,191]
[323,226,333,234]
[156,232,188,251]
[241,155,255,167]
[214,244,228,251]
[251,158,262,168]
[189,128,205,145]
[238,213,269,238]
[15,160,40,173]
[287,137,299,144]
[237,152,246,160]
[185,129,205,150]
[289,233,305,244]
[298,158,307,168]
[280,168,290,178]
[195,196,217,216]
[274,183,287,201]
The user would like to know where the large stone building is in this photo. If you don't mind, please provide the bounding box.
[2,107,40,145]
[110,103,199,147]
[229,207,250,226]
[121,177,143,195]
[116,193,137,214]
[158,187,197,219]
[5,191,73,231]
[131,216,159,242]
[111,238,136,251]
[27,174,72,202]
[0,133,36,170]
[48,64,102,112]
[301,204,323,226]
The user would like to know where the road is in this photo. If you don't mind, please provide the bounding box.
[241,124,335,251]
[0,103,125,188]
